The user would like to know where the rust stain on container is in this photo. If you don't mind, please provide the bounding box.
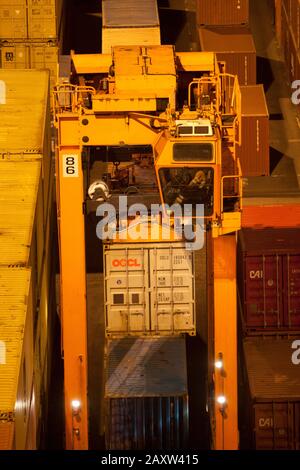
[196,0,249,26]
[237,85,269,177]
[238,228,300,331]
[198,26,256,85]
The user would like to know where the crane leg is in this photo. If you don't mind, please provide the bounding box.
[212,234,238,450]
[56,147,89,449]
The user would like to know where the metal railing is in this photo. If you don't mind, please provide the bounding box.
[221,159,243,214]
[52,84,96,118]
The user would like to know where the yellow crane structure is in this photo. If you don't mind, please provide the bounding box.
[53,45,242,450]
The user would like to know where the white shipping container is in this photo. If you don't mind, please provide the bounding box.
[102,0,161,53]
[102,26,161,54]
[102,0,160,28]
[104,243,196,337]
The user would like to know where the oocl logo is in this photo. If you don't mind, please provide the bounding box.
[112,259,141,268]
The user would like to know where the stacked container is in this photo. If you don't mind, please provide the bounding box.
[198,26,256,86]
[238,205,300,449]
[0,0,64,88]
[237,85,270,176]
[0,70,55,449]
[196,1,270,177]
[197,0,256,86]
[102,0,161,54]
[278,0,300,93]
[103,242,194,449]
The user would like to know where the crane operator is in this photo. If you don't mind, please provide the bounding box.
[161,167,213,214]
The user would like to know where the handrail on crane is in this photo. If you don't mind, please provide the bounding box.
[53,84,96,117]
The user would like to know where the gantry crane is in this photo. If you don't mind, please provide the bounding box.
[53,45,242,450]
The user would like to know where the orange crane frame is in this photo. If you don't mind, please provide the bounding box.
[54,47,242,450]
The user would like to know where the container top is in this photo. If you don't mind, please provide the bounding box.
[242,204,300,228]
[244,338,300,401]
[0,70,49,153]
[0,160,41,265]
[102,0,160,28]
[198,26,256,53]
[0,268,31,413]
[240,85,269,117]
[239,228,300,255]
[105,338,188,398]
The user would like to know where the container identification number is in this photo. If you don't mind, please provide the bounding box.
[63,154,79,177]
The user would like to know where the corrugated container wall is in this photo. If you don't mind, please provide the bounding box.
[275,0,282,45]
[280,0,300,116]
[0,0,63,40]
[238,228,300,331]
[105,338,189,450]
[0,41,58,88]
[27,0,63,40]
[104,243,196,337]
[0,269,32,449]
[240,339,300,449]
[198,26,256,85]
[196,0,249,26]
[0,70,54,449]
[237,85,269,176]
[102,0,161,53]
[102,27,161,54]
[242,204,300,229]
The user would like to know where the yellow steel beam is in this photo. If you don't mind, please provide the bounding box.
[71,52,112,74]
[56,144,88,449]
[72,113,158,147]
[213,234,238,450]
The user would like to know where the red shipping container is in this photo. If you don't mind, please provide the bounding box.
[281,3,290,64]
[238,228,300,331]
[283,254,300,328]
[237,85,269,177]
[275,0,282,45]
[196,0,249,26]
[290,0,300,49]
[242,204,300,228]
[198,26,256,86]
[240,338,300,449]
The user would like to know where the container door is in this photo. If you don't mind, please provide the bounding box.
[244,255,283,329]
[283,255,300,328]
[149,247,195,334]
[28,0,57,39]
[30,44,59,88]
[254,403,291,450]
[0,3,27,39]
[105,248,150,335]
[0,44,29,69]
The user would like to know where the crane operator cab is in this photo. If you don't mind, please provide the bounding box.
[154,118,222,221]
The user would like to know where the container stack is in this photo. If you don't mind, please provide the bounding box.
[196,0,270,177]
[0,70,55,449]
[277,0,300,89]
[238,205,300,450]
[0,0,64,88]
[197,0,255,86]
